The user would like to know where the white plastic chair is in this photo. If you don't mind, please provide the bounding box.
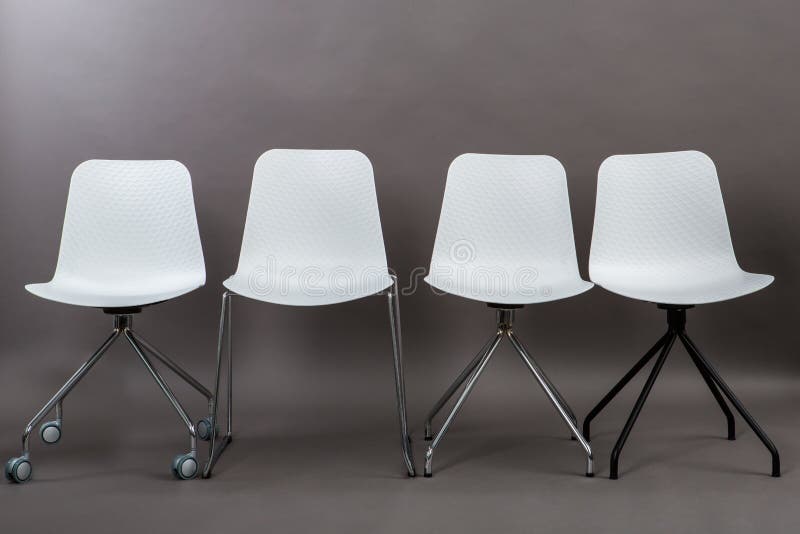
[584,150,779,479]
[203,149,415,478]
[422,153,594,477]
[5,160,210,483]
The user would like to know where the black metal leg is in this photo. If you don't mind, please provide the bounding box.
[679,332,780,477]
[679,334,736,440]
[583,332,670,441]
[610,333,677,479]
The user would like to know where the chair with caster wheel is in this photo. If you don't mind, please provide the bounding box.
[583,150,780,479]
[5,160,210,484]
[422,153,594,478]
[202,149,415,478]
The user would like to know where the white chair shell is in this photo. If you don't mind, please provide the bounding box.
[590,150,772,305]
[426,153,592,304]
[26,160,205,308]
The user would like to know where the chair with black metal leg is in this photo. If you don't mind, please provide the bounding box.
[5,160,210,483]
[422,153,594,478]
[202,149,415,478]
[583,150,779,479]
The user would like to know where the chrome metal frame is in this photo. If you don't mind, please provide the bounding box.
[203,291,233,478]
[202,275,416,478]
[15,313,210,471]
[583,304,780,479]
[423,307,593,477]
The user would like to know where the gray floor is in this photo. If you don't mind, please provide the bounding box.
[1,356,796,534]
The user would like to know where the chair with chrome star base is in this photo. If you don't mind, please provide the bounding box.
[423,153,594,478]
[202,149,415,478]
[584,150,779,479]
[5,160,211,484]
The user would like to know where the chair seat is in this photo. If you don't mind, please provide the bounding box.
[223,271,393,306]
[424,272,593,305]
[590,267,773,305]
[26,274,204,308]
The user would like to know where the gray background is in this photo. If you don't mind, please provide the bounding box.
[0,1,798,532]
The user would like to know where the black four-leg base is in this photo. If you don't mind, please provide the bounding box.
[583,305,780,479]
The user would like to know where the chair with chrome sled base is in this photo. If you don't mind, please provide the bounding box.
[584,150,779,479]
[5,160,212,484]
[423,154,594,478]
[203,149,414,478]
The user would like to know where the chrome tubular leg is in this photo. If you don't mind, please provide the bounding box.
[525,353,578,437]
[609,333,677,479]
[583,332,670,441]
[679,334,736,440]
[424,334,497,441]
[679,332,780,477]
[21,330,121,456]
[203,291,233,478]
[387,275,415,476]
[124,331,197,454]
[128,330,213,402]
[424,332,503,477]
[540,376,577,426]
[226,292,233,437]
[507,331,594,477]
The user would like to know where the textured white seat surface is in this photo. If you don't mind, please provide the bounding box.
[26,160,206,308]
[425,154,593,305]
[589,150,773,305]
[227,149,393,306]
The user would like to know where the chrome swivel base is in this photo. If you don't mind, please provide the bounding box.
[583,304,780,479]
[5,313,211,483]
[423,306,593,478]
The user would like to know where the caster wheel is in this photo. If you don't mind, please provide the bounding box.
[40,421,62,444]
[171,453,198,480]
[196,417,218,442]
[5,457,32,484]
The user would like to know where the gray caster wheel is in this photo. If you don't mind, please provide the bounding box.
[171,453,198,480]
[40,421,62,444]
[5,457,32,484]
[196,417,218,442]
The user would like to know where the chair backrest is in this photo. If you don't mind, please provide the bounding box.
[590,150,740,281]
[233,149,389,282]
[427,153,584,297]
[53,160,205,284]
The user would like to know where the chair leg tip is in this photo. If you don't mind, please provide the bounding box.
[585,472,594,478]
